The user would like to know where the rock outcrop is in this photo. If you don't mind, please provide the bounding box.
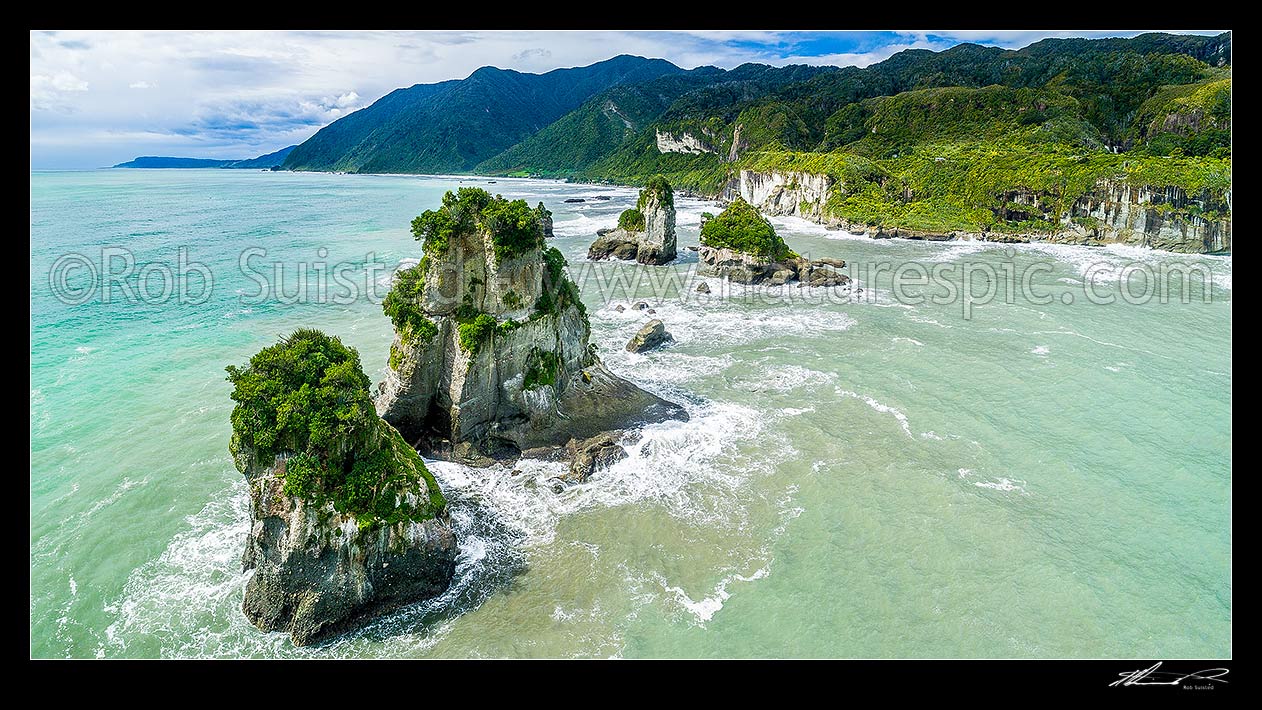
[378,188,688,464]
[729,168,1231,254]
[563,433,628,483]
[588,176,677,265]
[227,329,457,646]
[697,247,849,287]
[697,197,850,288]
[240,449,457,647]
[625,319,673,353]
[731,169,834,223]
[1062,180,1231,253]
[655,129,717,155]
[537,202,554,238]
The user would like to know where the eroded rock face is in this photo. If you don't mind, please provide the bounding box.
[379,190,688,464]
[240,454,457,646]
[655,129,716,155]
[732,167,1231,254]
[696,247,850,288]
[588,179,677,265]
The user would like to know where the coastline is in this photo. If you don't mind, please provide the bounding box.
[282,167,1233,258]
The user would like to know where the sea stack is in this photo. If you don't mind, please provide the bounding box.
[226,329,458,647]
[697,197,849,287]
[588,175,677,265]
[377,187,688,464]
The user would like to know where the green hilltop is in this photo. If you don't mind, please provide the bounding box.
[282,33,1231,235]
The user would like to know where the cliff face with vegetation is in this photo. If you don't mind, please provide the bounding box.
[226,329,456,646]
[284,33,1230,254]
[588,175,678,264]
[729,163,1231,253]
[284,56,682,174]
[377,188,687,464]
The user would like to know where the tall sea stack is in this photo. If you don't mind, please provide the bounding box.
[226,329,458,647]
[588,175,678,265]
[377,187,687,464]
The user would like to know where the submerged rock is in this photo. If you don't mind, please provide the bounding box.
[564,433,628,483]
[626,319,673,353]
[588,176,677,265]
[378,188,688,465]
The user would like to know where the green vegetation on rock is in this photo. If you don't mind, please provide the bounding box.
[534,247,586,318]
[382,264,437,347]
[617,208,645,231]
[523,348,560,390]
[637,174,674,210]
[700,197,791,259]
[457,313,497,354]
[411,187,545,261]
[226,329,445,530]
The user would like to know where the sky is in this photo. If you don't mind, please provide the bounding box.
[30,29,1226,169]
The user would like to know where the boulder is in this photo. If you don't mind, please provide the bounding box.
[626,319,674,353]
[564,433,628,483]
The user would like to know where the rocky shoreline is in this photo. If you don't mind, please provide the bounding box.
[724,168,1231,255]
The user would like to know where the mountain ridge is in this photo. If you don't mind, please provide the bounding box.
[113,144,296,169]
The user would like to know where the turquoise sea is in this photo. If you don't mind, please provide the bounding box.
[30,169,1231,658]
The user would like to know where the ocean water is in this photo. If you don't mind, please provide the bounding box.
[30,170,1231,658]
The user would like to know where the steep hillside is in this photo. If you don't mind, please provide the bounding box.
[283,55,683,174]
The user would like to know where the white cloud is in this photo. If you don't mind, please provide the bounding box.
[128,81,154,89]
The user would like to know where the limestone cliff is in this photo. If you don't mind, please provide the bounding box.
[379,188,687,464]
[729,168,1232,254]
[588,176,677,265]
[655,129,716,155]
[227,329,457,646]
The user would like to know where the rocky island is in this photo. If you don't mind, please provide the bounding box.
[698,197,849,287]
[587,175,678,265]
[226,329,457,647]
[377,187,688,465]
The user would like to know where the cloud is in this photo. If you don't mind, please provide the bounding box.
[30,71,89,111]
[175,92,370,140]
[128,80,154,89]
[511,48,552,62]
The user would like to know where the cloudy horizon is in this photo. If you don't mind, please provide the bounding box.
[30,29,1227,170]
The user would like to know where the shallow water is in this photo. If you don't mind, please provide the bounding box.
[30,170,1231,658]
